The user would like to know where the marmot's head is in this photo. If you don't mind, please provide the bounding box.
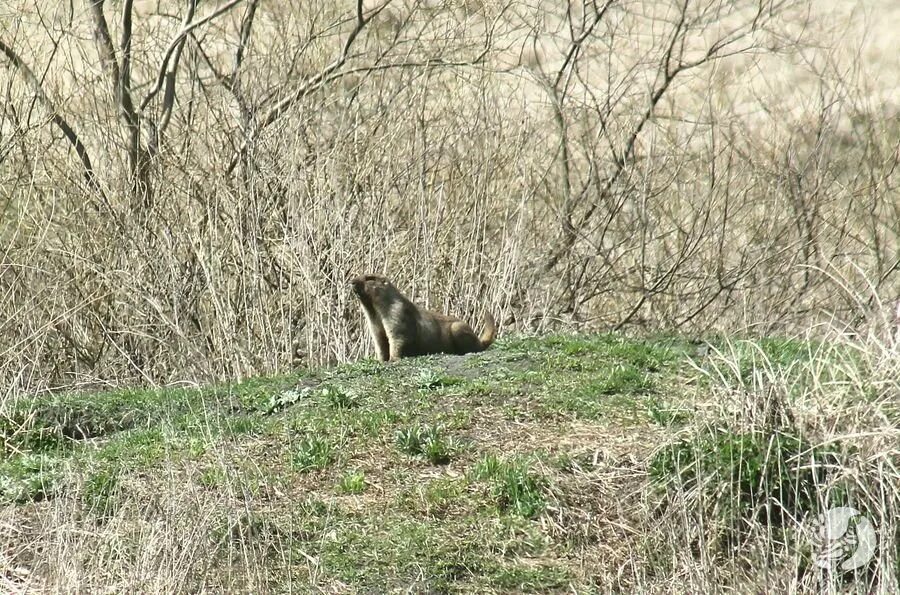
[351,274,394,304]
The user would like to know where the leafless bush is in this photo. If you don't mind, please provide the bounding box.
[1,0,898,394]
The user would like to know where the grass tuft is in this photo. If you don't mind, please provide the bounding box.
[395,424,458,465]
[650,428,845,534]
[291,436,335,472]
[471,455,547,518]
[337,471,367,494]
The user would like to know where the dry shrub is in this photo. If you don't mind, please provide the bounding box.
[1,0,898,395]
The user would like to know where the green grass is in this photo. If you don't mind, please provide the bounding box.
[471,454,547,518]
[0,453,61,502]
[2,332,890,592]
[0,334,795,506]
[337,470,367,494]
[395,424,458,464]
[649,428,848,542]
[697,336,862,399]
[290,436,336,472]
[313,513,570,591]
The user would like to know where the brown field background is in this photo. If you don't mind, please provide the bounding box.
[1,0,898,394]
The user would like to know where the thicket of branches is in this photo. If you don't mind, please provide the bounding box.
[1,0,897,393]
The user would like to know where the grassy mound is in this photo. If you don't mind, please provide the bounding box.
[1,334,897,592]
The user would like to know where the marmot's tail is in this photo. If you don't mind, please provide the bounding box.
[479,313,497,349]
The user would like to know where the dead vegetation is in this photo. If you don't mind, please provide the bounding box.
[0,0,897,393]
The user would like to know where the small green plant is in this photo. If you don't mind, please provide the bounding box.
[338,471,366,494]
[472,455,546,518]
[224,415,263,436]
[416,369,463,390]
[0,415,67,453]
[82,468,121,517]
[647,398,690,426]
[0,454,61,503]
[94,427,166,469]
[0,396,146,453]
[701,337,822,391]
[395,424,456,464]
[553,452,575,473]
[394,426,421,456]
[423,478,464,507]
[597,365,652,395]
[199,467,226,488]
[490,564,570,590]
[472,452,503,477]
[321,385,360,409]
[291,437,335,472]
[262,387,312,415]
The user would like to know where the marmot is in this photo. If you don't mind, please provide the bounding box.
[351,274,496,361]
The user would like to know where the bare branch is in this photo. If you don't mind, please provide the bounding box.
[88,0,144,195]
[258,0,389,130]
[87,0,138,127]
[541,0,616,267]
[86,1,121,95]
[121,0,134,101]
[140,0,246,112]
[232,0,259,78]
[217,0,259,128]
[544,0,792,273]
[225,2,422,174]
[553,0,614,92]
[0,40,103,194]
[158,0,198,137]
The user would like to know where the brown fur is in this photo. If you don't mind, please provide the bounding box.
[351,274,496,361]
